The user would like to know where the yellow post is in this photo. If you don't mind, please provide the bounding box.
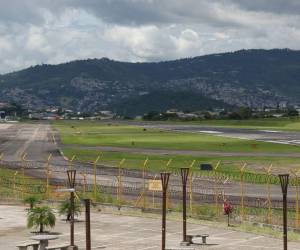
[152,174,157,208]
[45,154,52,199]
[165,159,172,209]
[117,158,126,207]
[68,155,76,170]
[81,172,87,196]
[240,163,247,221]
[93,155,101,200]
[14,171,18,199]
[214,161,221,215]
[142,158,149,210]
[189,160,196,214]
[292,169,300,228]
[265,164,273,224]
[21,153,27,198]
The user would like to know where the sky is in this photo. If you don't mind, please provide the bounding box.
[0,0,300,74]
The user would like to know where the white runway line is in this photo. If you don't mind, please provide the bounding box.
[198,130,223,134]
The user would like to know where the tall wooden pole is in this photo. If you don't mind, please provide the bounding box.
[85,199,91,250]
[279,174,289,250]
[161,172,170,250]
[67,170,76,247]
[180,168,189,243]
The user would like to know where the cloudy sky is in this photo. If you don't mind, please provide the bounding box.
[0,0,300,74]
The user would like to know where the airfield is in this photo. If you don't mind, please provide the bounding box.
[1,121,300,249]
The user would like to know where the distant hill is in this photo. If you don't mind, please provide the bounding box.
[1,49,300,115]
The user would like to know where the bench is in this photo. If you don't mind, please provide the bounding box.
[186,234,209,244]
[16,242,39,250]
[45,244,70,250]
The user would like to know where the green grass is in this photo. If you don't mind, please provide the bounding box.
[54,121,300,153]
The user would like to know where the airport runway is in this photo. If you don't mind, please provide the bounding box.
[142,123,300,146]
[0,122,297,203]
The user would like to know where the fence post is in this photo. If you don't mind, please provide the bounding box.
[117,159,126,207]
[93,155,101,200]
[240,163,246,221]
[14,171,18,199]
[291,170,300,228]
[68,155,76,170]
[189,160,196,214]
[21,153,27,199]
[214,161,221,216]
[265,165,273,224]
[165,159,172,209]
[45,154,52,199]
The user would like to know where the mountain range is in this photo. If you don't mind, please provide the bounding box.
[1,49,300,115]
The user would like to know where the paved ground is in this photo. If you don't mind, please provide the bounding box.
[0,205,299,250]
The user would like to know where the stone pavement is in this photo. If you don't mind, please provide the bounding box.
[0,205,300,249]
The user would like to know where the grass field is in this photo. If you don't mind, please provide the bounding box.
[54,121,300,153]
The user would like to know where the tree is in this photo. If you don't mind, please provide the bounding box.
[24,196,40,210]
[58,199,81,221]
[27,206,56,233]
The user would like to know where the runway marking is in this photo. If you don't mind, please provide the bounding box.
[198,130,223,134]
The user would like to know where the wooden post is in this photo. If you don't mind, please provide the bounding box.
[161,172,170,250]
[180,168,189,243]
[85,199,91,250]
[279,174,289,250]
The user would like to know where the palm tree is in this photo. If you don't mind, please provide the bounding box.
[27,206,56,233]
[58,199,81,221]
[24,196,40,210]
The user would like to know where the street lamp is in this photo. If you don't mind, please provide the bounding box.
[161,172,170,250]
[67,170,76,248]
[180,168,189,244]
[279,174,289,250]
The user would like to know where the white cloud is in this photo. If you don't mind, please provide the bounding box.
[0,0,300,74]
